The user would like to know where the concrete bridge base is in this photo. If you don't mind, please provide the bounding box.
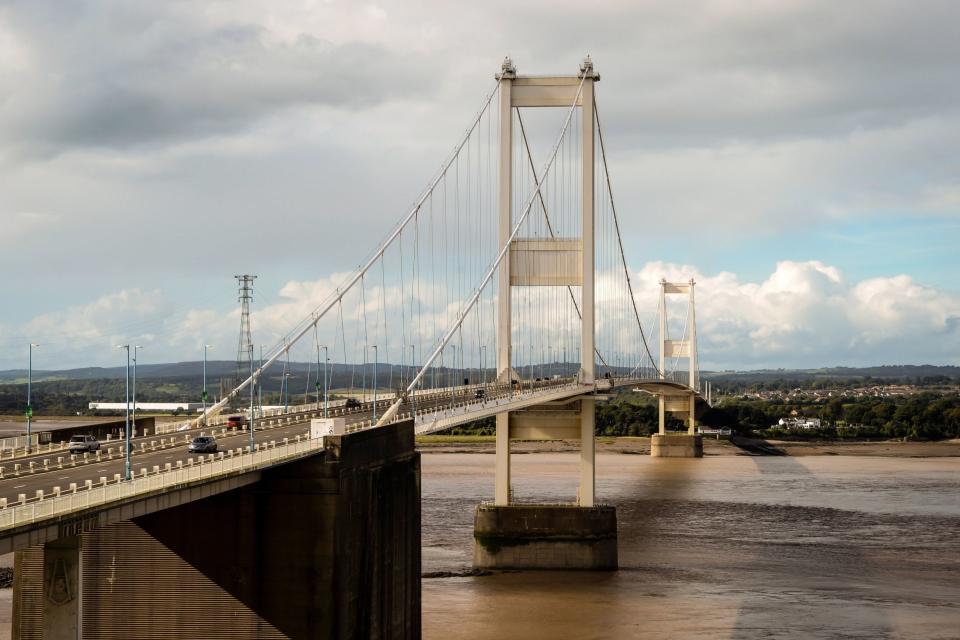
[473,504,617,570]
[651,433,703,457]
[11,421,420,639]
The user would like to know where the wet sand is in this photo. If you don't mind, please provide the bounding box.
[422,452,960,639]
[417,435,960,457]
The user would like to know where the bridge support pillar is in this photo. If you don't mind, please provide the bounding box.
[579,398,595,507]
[12,535,82,640]
[11,422,420,639]
[495,412,511,505]
[473,504,617,570]
[651,433,703,458]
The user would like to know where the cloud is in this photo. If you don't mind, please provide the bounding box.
[634,260,960,368]
[1,0,959,371]
[0,1,437,157]
[2,261,958,371]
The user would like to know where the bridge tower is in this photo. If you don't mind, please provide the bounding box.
[651,278,704,457]
[494,57,598,507]
[476,57,616,572]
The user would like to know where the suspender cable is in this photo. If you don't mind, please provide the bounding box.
[190,79,503,427]
[376,73,588,427]
[594,96,660,378]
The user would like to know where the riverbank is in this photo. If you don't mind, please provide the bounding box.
[416,435,960,457]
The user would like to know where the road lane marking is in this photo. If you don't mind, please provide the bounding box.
[13,484,25,489]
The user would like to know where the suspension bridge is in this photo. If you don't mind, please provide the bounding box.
[0,57,710,638]
[195,54,708,502]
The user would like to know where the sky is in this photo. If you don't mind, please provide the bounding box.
[1,0,958,371]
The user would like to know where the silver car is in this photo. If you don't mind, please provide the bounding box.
[188,436,218,453]
[68,435,101,453]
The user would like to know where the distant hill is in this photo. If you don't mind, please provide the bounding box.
[3,362,958,385]
[0,361,278,383]
[704,365,960,383]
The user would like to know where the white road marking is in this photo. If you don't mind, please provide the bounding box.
[13,484,25,489]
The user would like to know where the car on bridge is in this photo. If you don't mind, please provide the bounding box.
[188,436,218,453]
[474,389,485,399]
[344,398,361,409]
[68,435,101,453]
[226,415,247,428]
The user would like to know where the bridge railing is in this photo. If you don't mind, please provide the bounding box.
[0,436,324,533]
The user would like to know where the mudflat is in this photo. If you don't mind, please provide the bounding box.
[416,435,960,457]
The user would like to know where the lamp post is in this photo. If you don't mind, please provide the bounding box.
[529,344,533,390]
[410,344,416,417]
[116,344,132,481]
[132,345,142,433]
[202,344,212,426]
[449,345,456,410]
[258,345,264,418]
[371,345,378,424]
[480,345,487,389]
[249,344,255,452]
[26,343,39,453]
[320,345,329,418]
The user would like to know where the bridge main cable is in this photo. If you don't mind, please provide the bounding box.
[190,78,504,428]
[375,73,589,428]
[594,97,660,378]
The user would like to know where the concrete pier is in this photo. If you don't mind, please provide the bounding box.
[12,421,421,639]
[473,504,617,570]
[651,433,703,458]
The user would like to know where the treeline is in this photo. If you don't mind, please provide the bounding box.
[710,374,958,395]
[438,394,685,437]
[724,394,960,441]
[434,392,960,442]
[0,379,196,416]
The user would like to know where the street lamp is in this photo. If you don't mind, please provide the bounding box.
[370,345,378,424]
[249,344,255,452]
[202,344,213,426]
[480,345,487,389]
[410,344,416,417]
[258,345,265,418]
[26,343,39,453]
[540,345,544,381]
[449,345,456,409]
[318,345,329,418]
[282,372,292,413]
[132,345,142,432]
[116,344,132,481]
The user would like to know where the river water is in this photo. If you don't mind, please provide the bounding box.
[421,452,960,639]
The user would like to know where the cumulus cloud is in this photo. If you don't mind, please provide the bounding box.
[634,260,960,368]
[2,261,958,371]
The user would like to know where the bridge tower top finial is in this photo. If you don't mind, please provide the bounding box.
[580,55,597,78]
[499,57,516,79]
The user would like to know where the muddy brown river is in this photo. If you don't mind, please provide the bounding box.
[421,452,960,639]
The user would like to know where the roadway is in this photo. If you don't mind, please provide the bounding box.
[0,375,634,508]
[0,381,528,506]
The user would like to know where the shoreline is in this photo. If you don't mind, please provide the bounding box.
[416,435,960,457]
